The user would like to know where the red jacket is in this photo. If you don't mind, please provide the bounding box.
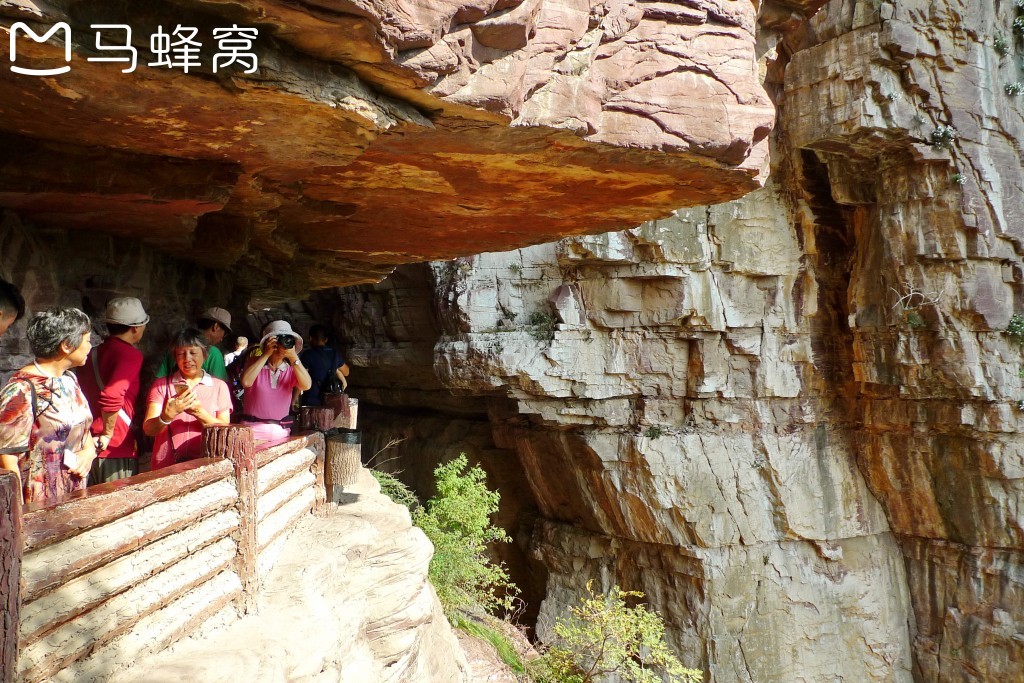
[77,336,142,459]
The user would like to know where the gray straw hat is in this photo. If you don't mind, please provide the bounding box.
[105,297,150,326]
[199,307,232,333]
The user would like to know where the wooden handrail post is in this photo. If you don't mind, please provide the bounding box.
[1,471,22,683]
[300,406,334,432]
[202,425,257,613]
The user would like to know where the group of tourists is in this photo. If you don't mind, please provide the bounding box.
[0,281,350,507]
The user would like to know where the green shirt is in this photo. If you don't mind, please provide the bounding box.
[155,344,228,381]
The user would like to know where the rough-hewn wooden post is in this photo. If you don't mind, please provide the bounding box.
[1,471,22,683]
[202,425,257,613]
[324,430,361,503]
[344,397,358,429]
[307,433,328,517]
[323,392,347,422]
[300,406,334,432]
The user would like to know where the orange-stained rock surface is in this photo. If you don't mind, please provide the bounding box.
[0,0,773,297]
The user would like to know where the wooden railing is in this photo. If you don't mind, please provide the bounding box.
[0,428,327,683]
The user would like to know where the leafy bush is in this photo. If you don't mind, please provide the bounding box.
[643,425,665,439]
[527,309,558,342]
[414,455,517,614]
[930,125,957,148]
[531,582,702,683]
[1008,314,1024,344]
[995,33,1011,56]
[371,469,420,512]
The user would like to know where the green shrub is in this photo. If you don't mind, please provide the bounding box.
[1008,314,1024,344]
[414,455,517,614]
[371,469,420,512]
[527,309,558,342]
[531,582,702,683]
[643,425,665,439]
[995,33,1011,56]
[931,125,957,148]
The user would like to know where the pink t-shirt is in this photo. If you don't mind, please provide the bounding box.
[148,372,232,470]
[242,362,298,422]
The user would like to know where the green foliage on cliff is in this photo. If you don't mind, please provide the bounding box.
[530,582,702,683]
[1007,314,1024,344]
[370,469,421,512]
[414,454,517,614]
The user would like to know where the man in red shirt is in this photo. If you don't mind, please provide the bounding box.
[78,297,149,483]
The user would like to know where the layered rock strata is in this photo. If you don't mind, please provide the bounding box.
[317,0,1024,674]
[0,0,774,297]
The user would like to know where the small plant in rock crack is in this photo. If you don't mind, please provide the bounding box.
[886,92,901,102]
[643,425,665,439]
[890,280,945,328]
[951,172,967,186]
[995,33,1011,56]
[905,311,926,328]
[1007,314,1024,345]
[1006,82,1024,96]
[931,125,958,148]
[527,309,558,342]
[507,263,522,275]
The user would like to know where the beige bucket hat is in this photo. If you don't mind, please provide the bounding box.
[105,297,150,326]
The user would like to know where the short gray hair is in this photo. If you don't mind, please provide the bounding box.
[171,328,209,360]
[26,307,91,359]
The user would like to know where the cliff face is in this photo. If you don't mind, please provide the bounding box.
[3,0,1024,677]
[0,0,773,299]
[318,0,1024,679]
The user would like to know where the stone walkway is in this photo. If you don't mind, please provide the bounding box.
[111,469,469,683]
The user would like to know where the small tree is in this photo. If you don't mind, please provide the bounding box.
[414,454,516,614]
[532,581,702,683]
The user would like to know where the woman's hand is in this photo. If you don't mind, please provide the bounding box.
[167,387,198,420]
[69,437,97,478]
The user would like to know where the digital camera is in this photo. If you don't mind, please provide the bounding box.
[277,334,296,349]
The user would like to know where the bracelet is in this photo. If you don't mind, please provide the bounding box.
[158,415,172,426]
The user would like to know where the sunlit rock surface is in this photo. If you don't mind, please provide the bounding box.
[106,470,469,683]
[0,0,773,298]
[306,0,1024,678]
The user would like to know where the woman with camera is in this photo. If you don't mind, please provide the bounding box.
[239,320,311,442]
[143,328,232,470]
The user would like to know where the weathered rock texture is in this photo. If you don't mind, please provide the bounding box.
[110,468,469,683]
[3,0,1024,678]
[306,0,1024,677]
[0,0,773,298]
[0,210,246,381]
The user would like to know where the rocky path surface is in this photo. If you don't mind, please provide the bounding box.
[111,469,469,683]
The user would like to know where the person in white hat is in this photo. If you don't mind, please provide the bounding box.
[155,307,232,382]
[239,320,311,442]
[77,297,149,483]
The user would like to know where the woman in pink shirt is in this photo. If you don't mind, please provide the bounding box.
[143,329,232,470]
[240,321,312,443]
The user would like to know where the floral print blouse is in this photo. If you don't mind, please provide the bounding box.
[0,369,92,505]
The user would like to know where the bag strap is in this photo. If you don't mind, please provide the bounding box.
[20,378,38,422]
[90,350,105,391]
